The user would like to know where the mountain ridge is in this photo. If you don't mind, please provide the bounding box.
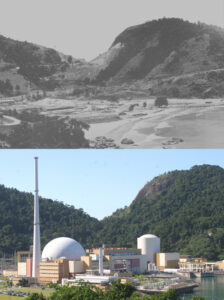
[1,18,224,98]
[0,164,224,260]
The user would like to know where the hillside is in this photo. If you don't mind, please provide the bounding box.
[0,34,87,95]
[97,165,224,260]
[1,19,224,98]
[0,185,101,253]
[0,165,224,260]
[94,18,224,98]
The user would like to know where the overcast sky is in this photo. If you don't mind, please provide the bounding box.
[0,149,224,220]
[0,0,223,60]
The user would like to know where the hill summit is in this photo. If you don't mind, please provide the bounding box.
[94,18,224,97]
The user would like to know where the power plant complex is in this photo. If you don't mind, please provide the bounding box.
[2,158,220,288]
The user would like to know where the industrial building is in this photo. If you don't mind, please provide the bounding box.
[156,253,180,270]
[137,234,160,264]
[3,158,184,285]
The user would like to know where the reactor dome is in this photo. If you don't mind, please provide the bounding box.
[42,237,86,261]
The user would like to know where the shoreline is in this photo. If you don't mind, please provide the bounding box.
[85,100,224,148]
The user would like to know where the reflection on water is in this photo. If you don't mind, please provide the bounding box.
[185,276,224,300]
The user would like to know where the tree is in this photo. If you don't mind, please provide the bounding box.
[17,278,29,287]
[154,96,168,107]
[104,279,135,299]
[26,293,47,300]
[16,84,20,91]
[67,56,73,64]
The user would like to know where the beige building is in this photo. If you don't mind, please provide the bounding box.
[69,256,91,276]
[156,253,180,270]
[3,270,18,277]
[39,256,91,283]
[39,258,69,283]
[215,260,224,270]
[178,261,214,273]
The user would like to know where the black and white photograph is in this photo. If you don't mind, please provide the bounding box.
[0,0,224,148]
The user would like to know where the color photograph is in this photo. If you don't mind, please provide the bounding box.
[0,150,224,299]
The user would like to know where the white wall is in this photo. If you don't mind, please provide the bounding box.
[69,260,84,273]
[158,253,180,267]
[137,235,160,263]
[18,262,26,276]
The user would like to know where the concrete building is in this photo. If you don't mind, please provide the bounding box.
[39,258,69,283]
[90,247,148,274]
[178,261,214,273]
[105,253,148,273]
[137,234,160,263]
[156,253,180,270]
[215,260,224,270]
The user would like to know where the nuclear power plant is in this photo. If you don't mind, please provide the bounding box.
[3,157,181,287]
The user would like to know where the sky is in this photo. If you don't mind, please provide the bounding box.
[0,0,223,60]
[0,149,224,220]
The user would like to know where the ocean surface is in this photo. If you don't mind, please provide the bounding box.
[184,275,224,300]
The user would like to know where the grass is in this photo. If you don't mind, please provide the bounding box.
[14,287,52,296]
[0,295,23,300]
[0,287,54,300]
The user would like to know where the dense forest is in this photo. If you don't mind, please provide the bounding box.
[0,164,224,260]
[0,185,101,253]
[97,165,224,260]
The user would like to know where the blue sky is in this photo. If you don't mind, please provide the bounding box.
[0,149,224,219]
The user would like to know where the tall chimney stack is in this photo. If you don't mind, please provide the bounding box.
[32,157,41,279]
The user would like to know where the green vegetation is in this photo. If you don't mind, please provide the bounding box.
[0,184,101,253]
[24,281,203,300]
[14,287,53,297]
[0,295,23,300]
[0,164,224,260]
[0,110,89,148]
[96,165,224,260]
[16,278,29,287]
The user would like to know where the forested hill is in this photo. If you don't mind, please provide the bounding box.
[0,185,101,253]
[94,18,224,97]
[0,34,73,95]
[0,165,224,260]
[97,165,224,260]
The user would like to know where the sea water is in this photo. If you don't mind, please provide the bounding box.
[185,275,224,300]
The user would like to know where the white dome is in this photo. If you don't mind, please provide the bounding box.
[139,234,159,239]
[42,237,86,261]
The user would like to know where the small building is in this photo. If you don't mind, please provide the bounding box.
[215,260,224,270]
[156,253,180,270]
[178,261,215,273]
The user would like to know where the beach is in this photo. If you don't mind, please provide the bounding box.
[1,97,224,148]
